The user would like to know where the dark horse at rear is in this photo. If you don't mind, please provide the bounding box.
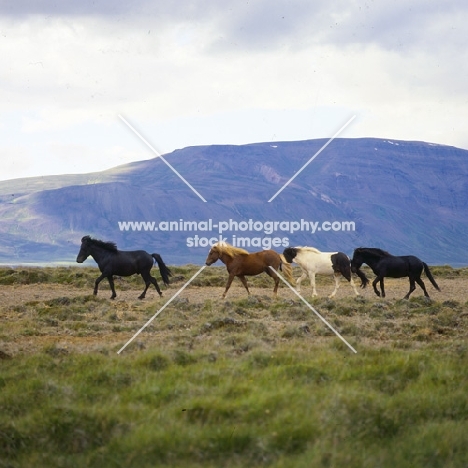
[76,236,172,299]
[350,247,440,299]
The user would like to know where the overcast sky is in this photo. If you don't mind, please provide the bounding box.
[1,0,467,181]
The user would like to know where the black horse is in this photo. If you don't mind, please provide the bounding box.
[76,236,172,299]
[350,247,440,299]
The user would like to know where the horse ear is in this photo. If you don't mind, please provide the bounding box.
[81,235,91,243]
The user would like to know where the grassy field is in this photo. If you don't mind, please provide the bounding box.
[1,265,468,467]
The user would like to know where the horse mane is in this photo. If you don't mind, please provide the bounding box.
[82,235,118,252]
[356,247,392,257]
[295,246,322,254]
[212,242,249,258]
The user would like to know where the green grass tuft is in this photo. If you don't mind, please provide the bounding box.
[1,265,468,466]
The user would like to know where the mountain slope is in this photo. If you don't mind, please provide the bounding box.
[0,138,467,265]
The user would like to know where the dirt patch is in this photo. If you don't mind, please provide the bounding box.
[0,274,466,357]
[0,274,464,305]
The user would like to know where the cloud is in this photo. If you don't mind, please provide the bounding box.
[0,0,137,16]
[5,0,466,52]
[0,0,225,20]
[1,0,468,181]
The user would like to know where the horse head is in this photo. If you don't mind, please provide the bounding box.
[350,248,369,288]
[76,236,92,263]
[350,248,364,273]
[282,247,298,263]
[205,244,221,265]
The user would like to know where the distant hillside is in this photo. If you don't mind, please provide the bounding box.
[0,138,467,266]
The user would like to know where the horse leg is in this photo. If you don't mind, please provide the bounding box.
[404,278,417,300]
[222,274,236,299]
[238,275,251,296]
[140,271,162,299]
[138,283,150,300]
[136,271,149,299]
[415,277,430,298]
[141,272,162,299]
[348,275,360,296]
[93,273,106,295]
[372,277,382,297]
[150,276,163,297]
[107,276,117,300]
[380,278,386,298]
[309,271,318,296]
[265,267,280,298]
[329,273,340,298]
[295,269,308,293]
[273,276,280,297]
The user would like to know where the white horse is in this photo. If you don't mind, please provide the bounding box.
[283,246,360,298]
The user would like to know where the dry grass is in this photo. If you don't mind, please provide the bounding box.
[0,265,467,357]
[1,266,468,467]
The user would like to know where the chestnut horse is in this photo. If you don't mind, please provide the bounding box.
[205,242,293,299]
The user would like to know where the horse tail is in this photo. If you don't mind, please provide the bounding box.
[152,253,172,286]
[332,252,353,281]
[423,262,441,291]
[279,254,295,285]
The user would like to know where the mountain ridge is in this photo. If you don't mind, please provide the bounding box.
[1,138,467,266]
